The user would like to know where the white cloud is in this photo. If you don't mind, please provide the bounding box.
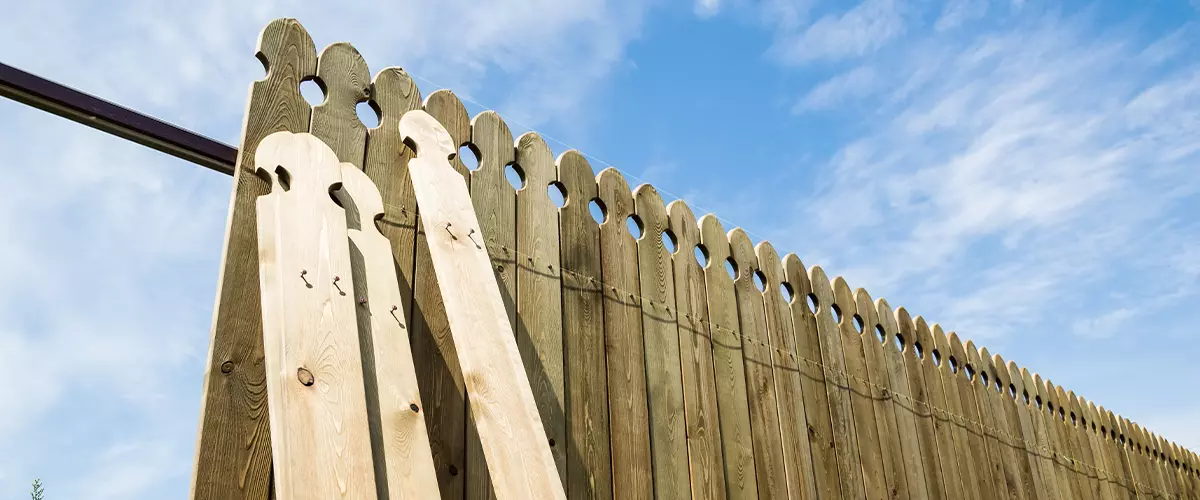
[771,0,905,63]
[1070,308,1135,339]
[935,0,988,31]
[794,65,877,112]
[0,0,653,497]
[695,0,721,18]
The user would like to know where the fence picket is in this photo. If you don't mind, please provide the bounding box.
[700,215,759,500]
[854,289,911,500]
[929,325,980,500]
[831,278,888,499]
[634,185,691,499]
[810,268,867,499]
[192,19,316,500]
[557,150,612,499]
[897,308,950,500]
[784,255,844,500]
[878,299,932,500]
[758,243,819,500]
[946,333,1001,500]
[597,168,654,499]
[915,318,964,498]
[668,200,726,500]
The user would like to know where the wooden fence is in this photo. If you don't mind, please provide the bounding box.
[190,18,1200,500]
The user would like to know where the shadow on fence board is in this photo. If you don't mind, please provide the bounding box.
[190,17,1200,500]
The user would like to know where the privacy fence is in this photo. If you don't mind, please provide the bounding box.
[191,18,1200,500]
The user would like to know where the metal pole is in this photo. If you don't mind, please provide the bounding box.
[0,62,236,176]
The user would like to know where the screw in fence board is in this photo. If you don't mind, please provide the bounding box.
[634,185,691,499]
[946,333,1002,500]
[726,229,788,499]
[928,325,983,500]
[784,255,845,500]
[254,132,378,499]
[407,90,473,499]
[466,109,518,500]
[556,150,613,500]
[596,168,653,499]
[399,109,565,499]
[191,18,317,500]
[878,298,933,500]
[667,200,726,500]
[896,309,952,500]
[831,278,889,500]
[513,130,567,482]
[912,319,966,499]
[698,215,758,500]
[758,243,819,500]
[808,268,867,500]
[337,164,442,499]
[853,289,911,500]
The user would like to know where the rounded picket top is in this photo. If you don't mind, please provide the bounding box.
[256,18,318,83]
[471,110,516,177]
[667,200,702,263]
[634,184,670,248]
[399,110,455,160]
[256,131,343,194]
[912,316,935,362]
[895,307,917,358]
[556,150,597,211]
[726,228,756,281]
[316,42,372,111]
[947,332,970,378]
[854,288,880,337]
[830,277,857,326]
[371,68,422,128]
[807,266,836,309]
[755,241,786,294]
[337,163,385,227]
[514,131,556,192]
[697,214,731,266]
[423,90,472,172]
[929,324,950,367]
[783,254,815,313]
[597,168,636,232]
[874,297,899,342]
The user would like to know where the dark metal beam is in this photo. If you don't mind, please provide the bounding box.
[0,62,236,176]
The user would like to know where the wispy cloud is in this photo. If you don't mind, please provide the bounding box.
[794,65,877,112]
[770,0,905,63]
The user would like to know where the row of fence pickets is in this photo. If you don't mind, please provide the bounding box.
[193,18,1200,500]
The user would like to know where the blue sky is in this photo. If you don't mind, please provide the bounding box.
[2,0,1198,497]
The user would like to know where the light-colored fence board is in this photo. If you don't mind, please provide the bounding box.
[597,168,654,499]
[634,185,691,499]
[700,215,759,500]
[400,110,565,499]
[668,200,726,500]
[729,229,788,499]
[198,18,1200,500]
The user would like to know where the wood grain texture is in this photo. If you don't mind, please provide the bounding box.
[1037,376,1079,500]
[970,343,1029,500]
[830,278,888,500]
[1060,386,1099,500]
[699,215,758,500]
[983,350,1040,500]
[728,229,788,499]
[634,185,691,500]
[895,308,947,500]
[596,168,653,500]
[913,319,965,500]
[191,18,316,500]
[1078,398,1120,500]
[400,110,565,500]
[467,109,517,500]
[310,42,369,166]
[878,299,931,500]
[668,200,726,500]
[412,90,472,499]
[784,255,844,500]
[758,243,818,500]
[1004,363,1058,500]
[809,267,866,500]
[929,325,979,500]
[338,165,441,499]
[514,131,567,482]
[557,150,612,500]
[255,132,378,499]
[854,289,910,500]
[947,333,1000,500]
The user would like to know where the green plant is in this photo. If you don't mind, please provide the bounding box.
[31,478,44,500]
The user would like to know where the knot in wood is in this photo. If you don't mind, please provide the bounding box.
[220,361,235,374]
[297,367,315,386]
